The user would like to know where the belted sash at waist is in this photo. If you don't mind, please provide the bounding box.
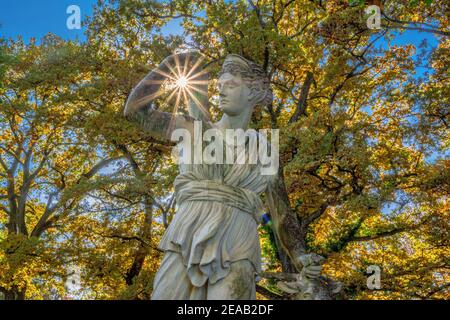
[174,172,265,224]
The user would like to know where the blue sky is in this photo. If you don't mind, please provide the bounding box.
[0,0,95,42]
[0,0,183,42]
[0,0,438,47]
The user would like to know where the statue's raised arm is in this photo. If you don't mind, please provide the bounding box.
[123,52,209,141]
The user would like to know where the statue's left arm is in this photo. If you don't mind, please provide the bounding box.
[123,52,209,141]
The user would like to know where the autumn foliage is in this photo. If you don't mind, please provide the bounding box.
[0,0,448,300]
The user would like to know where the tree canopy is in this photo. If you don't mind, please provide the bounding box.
[0,0,448,300]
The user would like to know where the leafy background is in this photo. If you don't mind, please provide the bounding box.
[0,0,448,299]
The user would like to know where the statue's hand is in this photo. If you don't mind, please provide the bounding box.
[293,253,324,279]
[125,51,206,117]
[160,51,210,121]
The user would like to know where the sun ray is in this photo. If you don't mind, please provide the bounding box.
[186,88,211,120]
[184,56,205,79]
[152,67,177,81]
[141,79,166,85]
[164,87,179,106]
[183,53,191,77]
[186,84,208,96]
[173,53,183,78]
[166,88,182,134]
[186,68,209,81]
[186,79,210,86]
[173,88,182,114]
[132,89,166,108]
[162,59,180,80]
[182,87,189,107]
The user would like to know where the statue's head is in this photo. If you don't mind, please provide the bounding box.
[218,54,272,116]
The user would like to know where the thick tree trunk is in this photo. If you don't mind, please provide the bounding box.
[271,164,341,300]
[0,286,26,300]
[125,195,153,288]
[273,163,305,273]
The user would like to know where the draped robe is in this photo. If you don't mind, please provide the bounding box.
[152,123,273,299]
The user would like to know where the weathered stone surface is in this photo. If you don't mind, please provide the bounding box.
[124,53,325,300]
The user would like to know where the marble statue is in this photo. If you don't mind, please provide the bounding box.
[123,52,323,300]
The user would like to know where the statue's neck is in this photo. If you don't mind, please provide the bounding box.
[216,108,252,130]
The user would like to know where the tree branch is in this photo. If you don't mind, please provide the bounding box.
[255,284,284,300]
[30,156,124,237]
[289,71,314,123]
[382,12,450,37]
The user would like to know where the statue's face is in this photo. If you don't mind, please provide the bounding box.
[218,72,251,116]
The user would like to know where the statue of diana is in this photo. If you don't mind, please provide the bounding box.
[123,52,323,300]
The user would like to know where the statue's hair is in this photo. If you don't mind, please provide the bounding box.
[219,54,273,107]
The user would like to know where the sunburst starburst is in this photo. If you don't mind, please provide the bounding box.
[145,53,210,119]
[176,76,189,89]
